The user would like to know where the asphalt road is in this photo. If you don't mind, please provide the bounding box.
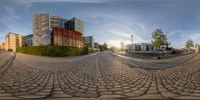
[0,51,200,99]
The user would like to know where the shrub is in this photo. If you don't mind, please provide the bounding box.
[16,46,88,57]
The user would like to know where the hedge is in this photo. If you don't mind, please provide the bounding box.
[16,46,88,57]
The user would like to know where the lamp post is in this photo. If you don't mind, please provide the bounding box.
[131,35,133,44]
[131,35,133,52]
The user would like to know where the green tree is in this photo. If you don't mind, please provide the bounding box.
[152,28,168,50]
[103,43,108,50]
[185,39,194,48]
[99,43,108,51]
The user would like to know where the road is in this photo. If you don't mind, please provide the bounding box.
[0,51,200,99]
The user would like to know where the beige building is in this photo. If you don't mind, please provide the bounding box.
[0,42,5,50]
[4,33,23,52]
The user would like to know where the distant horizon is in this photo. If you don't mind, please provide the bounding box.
[0,0,200,48]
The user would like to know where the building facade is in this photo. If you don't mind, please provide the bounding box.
[65,17,84,34]
[4,33,23,52]
[141,43,154,51]
[0,42,5,50]
[125,43,153,52]
[33,14,84,46]
[50,16,67,29]
[52,27,84,48]
[84,36,94,48]
[24,34,33,47]
[33,14,51,46]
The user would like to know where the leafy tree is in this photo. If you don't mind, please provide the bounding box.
[185,39,194,48]
[99,43,108,51]
[84,43,92,48]
[103,43,108,50]
[152,28,168,50]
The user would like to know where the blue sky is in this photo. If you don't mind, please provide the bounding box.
[0,0,200,48]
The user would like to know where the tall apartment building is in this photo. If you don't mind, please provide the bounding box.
[4,32,23,52]
[65,17,84,34]
[33,14,84,46]
[33,14,51,46]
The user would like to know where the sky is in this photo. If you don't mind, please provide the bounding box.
[0,0,200,48]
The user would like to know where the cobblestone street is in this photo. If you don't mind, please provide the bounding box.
[0,51,200,99]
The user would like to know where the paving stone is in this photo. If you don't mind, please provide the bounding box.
[160,91,179,97]
[17,94,45,99]
[131,94,167,99]
[99,95,125,99]
[100,91,113,95]
[0,51,200,99]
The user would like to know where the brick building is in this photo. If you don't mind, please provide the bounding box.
[52,27,84,48]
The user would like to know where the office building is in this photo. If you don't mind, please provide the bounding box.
[33,14,68,46]
[84,36,94,48]
[33,14,51,46]
[125,43,153,52]
[126,44,141,52]
[33,14,84,46]
[24,34,33,46]
[52,27,84,48]
[50,16,67,29]
[65,17,84,34]
[141,43,154,51]
[4,32,23,52]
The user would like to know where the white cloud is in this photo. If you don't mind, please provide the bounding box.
[84,13,151,47]
[0,6,31,40]
[168,30,200,48]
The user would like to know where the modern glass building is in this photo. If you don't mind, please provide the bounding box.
[24,34,33,47]
[50,16,67,29]
[65,17,84,34]
[33,14,84,46]
[125,43,154,52]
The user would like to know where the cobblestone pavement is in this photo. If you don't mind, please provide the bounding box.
[0,51,200,99]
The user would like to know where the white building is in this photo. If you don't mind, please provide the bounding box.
[125,43,153,52]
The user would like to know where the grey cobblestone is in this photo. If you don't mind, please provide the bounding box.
[0,51,200,99]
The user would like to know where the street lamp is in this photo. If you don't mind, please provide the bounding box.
[131,35,133,45]
[131,35,133,52]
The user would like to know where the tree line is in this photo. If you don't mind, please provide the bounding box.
[151,28,195,50]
